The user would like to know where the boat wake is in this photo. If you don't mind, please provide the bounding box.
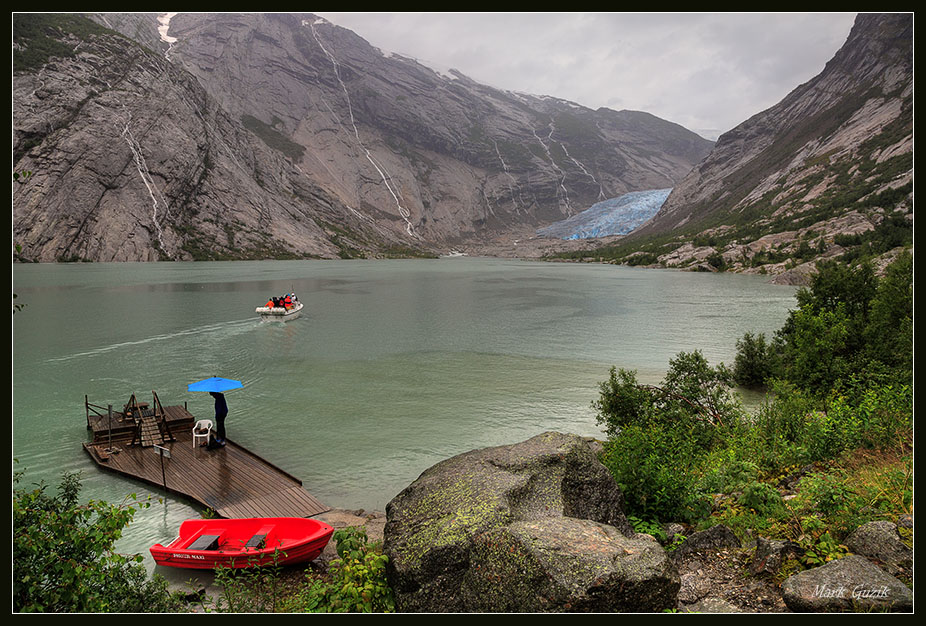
[44,319,257,363]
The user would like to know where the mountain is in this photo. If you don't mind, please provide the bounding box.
[602,13,912,281]
[13,13,713,262]
[13,14,352,261]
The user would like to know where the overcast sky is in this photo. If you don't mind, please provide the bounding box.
[319,12,858,141]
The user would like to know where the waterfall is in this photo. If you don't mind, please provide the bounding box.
[307,19,416,237]
[533,128,570,212]
[492,138,524,213]
[119,106,171,257]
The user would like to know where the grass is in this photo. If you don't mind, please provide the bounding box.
[13,14,117,72]
[703,439,912,579]
[241,115,306,162]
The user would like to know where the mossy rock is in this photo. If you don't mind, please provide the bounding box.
[383,432,675,612]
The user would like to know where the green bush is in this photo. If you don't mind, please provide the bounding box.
[825,383,912,452]
[733,332,776,387]
[701,457,760,494]
[288,527,394,613]
[864,250,913,378]
[594,351,742,522]
[591,367,653,438]
[13,469,185,613]
[594,255,912,546]
[601,422,711,522]
[738,481,785,516]
[749,380,817,469]
[769,256,913,398]
[212,557,288,613]
[209,526,394,613]
[800,471,860,517]
[746,377,912,470]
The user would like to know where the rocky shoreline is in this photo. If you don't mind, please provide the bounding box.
[361,433,912,613]
[178,432,912,613]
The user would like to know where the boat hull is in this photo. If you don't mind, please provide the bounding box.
[150,516,333,569]
[256,301,303,321]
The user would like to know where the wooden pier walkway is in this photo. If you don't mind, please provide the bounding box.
[82,393,329,519]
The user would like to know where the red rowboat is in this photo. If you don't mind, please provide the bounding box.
[150,516,334,569]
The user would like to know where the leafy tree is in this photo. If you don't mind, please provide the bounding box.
[659,350,741,428]
[780,305,852,395]
[865,250,913,378]
[13,469,185,613]
[594,351,743,521]
[591,367,652,438]
[790,259,876,354]
[733,332,775,387]
[734,254,912,396]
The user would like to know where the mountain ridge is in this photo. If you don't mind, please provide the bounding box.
[13,12,713,261]
[558,12,912,282]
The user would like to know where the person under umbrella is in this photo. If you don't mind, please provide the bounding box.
[209,391,229,447]
[187,377,241,449]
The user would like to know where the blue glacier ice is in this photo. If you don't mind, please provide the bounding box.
[536,188,672,239]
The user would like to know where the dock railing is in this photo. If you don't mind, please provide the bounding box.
[85,395,114,430]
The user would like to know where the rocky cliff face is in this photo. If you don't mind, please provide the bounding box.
[13,13,713,261]
[627,13,912,279]
[163,13,712,243]
[13,14,362,261]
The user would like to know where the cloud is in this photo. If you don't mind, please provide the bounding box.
[320,12,857,140]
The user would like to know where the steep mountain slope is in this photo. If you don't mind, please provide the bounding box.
[13,14,367,261]
[608,13,912,280]
[13,12,713,262]
[162,12,712,242]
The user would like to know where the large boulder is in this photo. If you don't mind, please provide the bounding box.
[383,432,679,612]
[845,521,913,578]
[781,554,912,612]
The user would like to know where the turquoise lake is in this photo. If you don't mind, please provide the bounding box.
[13,257,797,573]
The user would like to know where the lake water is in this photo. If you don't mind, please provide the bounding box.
[13,257,797,572]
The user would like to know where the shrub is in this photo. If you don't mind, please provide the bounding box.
[288,527,394,613]
[738,481,785,516]
[591,367,653,438]
[212,557,288,613]
[13,469,185,613]
[595,351,742,522]
[750,380,817,469]
[601,422,711,522]
[209,526,394,613]
[800,471,858,516]
[701,458,760,494]
[733,332,776,387]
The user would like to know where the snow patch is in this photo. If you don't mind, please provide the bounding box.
[158,13,178,59]
[157,13,177,43]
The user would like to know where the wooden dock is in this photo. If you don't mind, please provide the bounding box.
[82,393,329,519]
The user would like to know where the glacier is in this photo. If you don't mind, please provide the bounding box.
[536,188,671,239]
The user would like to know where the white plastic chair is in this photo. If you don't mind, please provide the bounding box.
[192,419,213,448]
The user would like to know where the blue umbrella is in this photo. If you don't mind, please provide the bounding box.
[187,377,243,393]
